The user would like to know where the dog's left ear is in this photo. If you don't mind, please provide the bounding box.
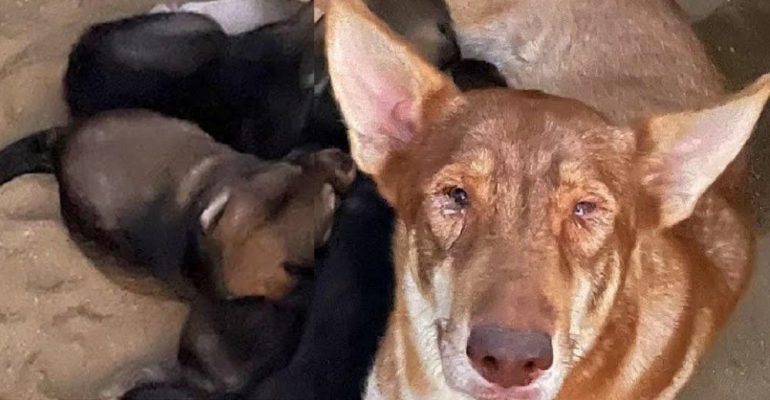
[639,74,770,228]
[326,0,460,193]
[201,190,231,234]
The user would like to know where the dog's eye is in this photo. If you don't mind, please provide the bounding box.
[447,186,470,208]
[573,201,597,217]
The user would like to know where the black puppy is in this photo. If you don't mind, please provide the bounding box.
[64,12,229,133]
[63,4,336,160]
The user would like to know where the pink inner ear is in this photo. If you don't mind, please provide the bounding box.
[661,102,754,191]
[390,99,417,142]
[343,49,419,143]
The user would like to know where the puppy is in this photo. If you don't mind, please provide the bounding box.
[55,109,355,299]
[64,12,230,136]
[118,176,394,400]
[315,0,455,67]
[362,0,455,66]
[63,5,330,160]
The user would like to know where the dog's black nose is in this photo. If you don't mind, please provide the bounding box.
[466,325,553,388]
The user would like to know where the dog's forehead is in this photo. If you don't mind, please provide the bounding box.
[442,90,615,173]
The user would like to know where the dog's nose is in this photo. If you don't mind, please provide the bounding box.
[466,325,553,388]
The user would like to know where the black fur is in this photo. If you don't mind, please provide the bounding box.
[444,58,509,91]
[177,277,313,394]
[0,128,59,185]
[62,5,341,160]
[65,12,230,131]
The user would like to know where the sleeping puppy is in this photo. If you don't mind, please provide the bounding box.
[64,12,230,139]
[362,0,455,66]
[56,109,355,299]
[64,4,326,160]
[121,176,394,400]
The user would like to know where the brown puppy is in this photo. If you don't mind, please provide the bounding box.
[326,1,770,399]
[56,109,355,300]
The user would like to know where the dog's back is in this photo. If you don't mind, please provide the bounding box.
[444,0,726,123]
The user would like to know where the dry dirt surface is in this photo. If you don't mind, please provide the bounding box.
[0,175,189,400]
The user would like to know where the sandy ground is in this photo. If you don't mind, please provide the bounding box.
[0,0,768,399]
[0,175,190,400]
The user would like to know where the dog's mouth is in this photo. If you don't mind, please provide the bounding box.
[436,319,565,400]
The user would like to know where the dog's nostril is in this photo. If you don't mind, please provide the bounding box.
[524,360,535,370]
[466,325,553,388]
[481,356,498,370]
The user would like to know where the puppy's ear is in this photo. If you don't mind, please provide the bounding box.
[638,74,770,228]
[326,0,460,182]
[200,190,231,234]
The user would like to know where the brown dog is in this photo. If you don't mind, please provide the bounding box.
[326,1,770,399]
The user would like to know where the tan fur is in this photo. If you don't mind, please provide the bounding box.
[326,1,770,399]
[442,0,726,124]
[211,149,354,299]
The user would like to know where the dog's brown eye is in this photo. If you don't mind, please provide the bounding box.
[573,201,597,217]
[447,186,470,208]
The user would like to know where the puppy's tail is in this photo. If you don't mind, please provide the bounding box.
[0,127,61,186]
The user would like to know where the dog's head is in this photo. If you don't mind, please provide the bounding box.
[326,1,770,399]
[199,148,356,300]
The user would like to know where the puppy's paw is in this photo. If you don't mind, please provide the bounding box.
[309,148,357,193]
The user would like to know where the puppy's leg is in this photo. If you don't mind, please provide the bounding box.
[290,148,357,194]
[286,149,357,248]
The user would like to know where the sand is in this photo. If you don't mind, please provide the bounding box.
[0,0,767,399]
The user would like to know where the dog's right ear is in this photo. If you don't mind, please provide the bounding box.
[326,0,460,183]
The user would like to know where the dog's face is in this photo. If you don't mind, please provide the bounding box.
[326,1,770,399]
[394,91,639,400]
[200,149,356,300]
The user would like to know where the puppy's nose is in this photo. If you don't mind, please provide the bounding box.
[466,325,553,388]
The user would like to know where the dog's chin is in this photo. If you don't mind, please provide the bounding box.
[436,319,562,400]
